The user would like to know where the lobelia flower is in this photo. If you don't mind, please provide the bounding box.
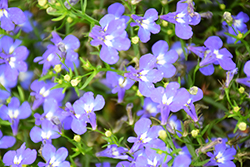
[96,162,111,167]
[72,92,105,131]
[166,115,182,137]
[150,82,189,125]
[236,60,250,88]
[173,154,191,167]
[0,0,26,31]
[124,54,164,97]
[205,139,236,167]
[104,68,135,103]
[0,130,16,149]
[18,71,34,90]
[183,86,203,122]
[160,0,201,39]
[3,142,37,166]
[137,97,160,118]
[221,12,249,44]
[127,118,163,153]
[0,36,29,81]
[0,97,31,136]
[225,68,238,88]
[130,8,160,43]
[135,147,165,167]
[30,120,60,144]
[30,79,65,110]
[89,14,131,64]
[96,144,129,160]
[107,2,130,23]
[150,40,178,78]
[0,64,17,103]
[34,98,67,133]
[188,36,236,76]
[34,31,80,74]
[65,101,87,135]
[14,10,36,34]
[38,144,70,167]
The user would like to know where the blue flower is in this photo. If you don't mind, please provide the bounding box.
[3,142,37,166]
[131,8,160,43]
[38,144,70,167]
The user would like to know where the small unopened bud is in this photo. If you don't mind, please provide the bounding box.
[74,135,81,142]
[167,29,173,35]
[58,79,63,84]
[46,7,56,14]
[157,150,163,155]
[237,33,243,39]
[131,0,142,5]
[64,74,71,82]
[233,106,240,112]
[67,17,73,23]
[223,11,233,23]
[54,64,62,73]
[105,130,112,137]
[131,36,139,44]
[71,78,81,87]
[162,20,168,27]
[49,71,53,75]
[189,86,198,95]
[158,130,167,140]
[191,129,199,138]
[239,87,245,93]
[219,4,226,10]
[238,122,247,131]
[38,0,47,7]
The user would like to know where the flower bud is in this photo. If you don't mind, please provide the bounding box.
[223,11,233,23]
[74,135,81,142]
[189,86,198,95]
[167,29,173,35]
[131,0,142,5]
[105,130,112,137]
[233,106,240,112]
[64,74,71,82]
[237,33,243,39]
[71,78,81,87]
[191,129,199,138]
[162,20,168,27]
[58,79,63,84]
[38,0,47,7]
[131,36,139,44]
[54,64,62,73]
[219,4,226,10]
[67,17,73,23]
[158,130,167,140]
[46,7,56,14]
[238,122,247,131]
[239,87,245,93]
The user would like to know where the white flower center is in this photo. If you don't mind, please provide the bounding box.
[162,94,173,105]
[156,53,166,65]
[39,87,50,97]
[14,155,22,164]
[84,103,94,113]
[8,109,19,119]
[9,57,16,68]
[214,50,223,59]
[146,103,157,114]
[47,53,54,62]
[41,130,52,139]
[118,77,128,88]
[216,152,225,163]
[176,12,186,23]
[0,9,8,18]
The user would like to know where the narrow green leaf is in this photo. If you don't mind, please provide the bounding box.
[80,71,96,90]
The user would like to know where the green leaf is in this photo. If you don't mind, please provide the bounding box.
[0,83,7,91]
[192,159,210,166]
[80,71,97,90]
[52,13,66,21]
[0,120,11,126]
[203,96,228,112]
[17,86,25,102]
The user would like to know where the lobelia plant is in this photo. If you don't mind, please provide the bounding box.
[0,0,250,166]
